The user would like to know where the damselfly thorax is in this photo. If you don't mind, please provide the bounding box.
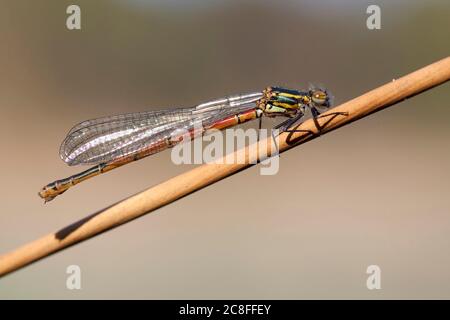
[39,86,333,202]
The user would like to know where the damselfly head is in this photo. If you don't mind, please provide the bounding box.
[309,89,332,108]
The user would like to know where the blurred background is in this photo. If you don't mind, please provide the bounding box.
[0,0,449,299]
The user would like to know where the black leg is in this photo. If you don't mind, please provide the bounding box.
[310,106,322,135]
[271,113,307,152]
[315,110,349,132]
[318,111,349,121]
[271,117,292,153]
[283,128,316,135]
[258,116,262,142]
[274,112,304,132]
[318,111,349,118]
[310,107,350,135]
[284,110,349,136]
[273,109,349,147]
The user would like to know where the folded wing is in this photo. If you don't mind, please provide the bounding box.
[59,92,262,166]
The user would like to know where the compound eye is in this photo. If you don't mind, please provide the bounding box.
[311,90,327,106]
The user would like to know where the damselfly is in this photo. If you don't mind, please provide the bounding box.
[38,86,333,202]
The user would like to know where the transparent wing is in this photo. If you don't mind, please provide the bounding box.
[60,92,263,166]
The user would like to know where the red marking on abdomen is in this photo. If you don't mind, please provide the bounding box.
[210,109,258,130]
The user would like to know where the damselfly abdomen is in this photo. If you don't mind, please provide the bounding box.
[39,86,332,202]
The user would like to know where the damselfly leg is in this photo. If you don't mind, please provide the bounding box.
[310,106,322,135]
[270,112,314,153]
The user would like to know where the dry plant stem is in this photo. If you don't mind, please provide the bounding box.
[1,57,450,278]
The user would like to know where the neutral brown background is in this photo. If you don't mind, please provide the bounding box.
[0,0,449,299]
